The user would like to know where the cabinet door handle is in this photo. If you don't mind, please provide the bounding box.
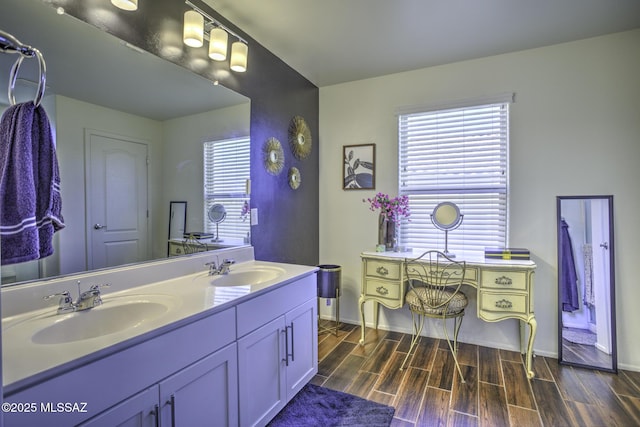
[282,327,289,366]
[151,404,160,427]
[376,266,389,276]
[495,299,513,309]
[166,395,176,427]
[289,322,295,362]
[495,276,513,286]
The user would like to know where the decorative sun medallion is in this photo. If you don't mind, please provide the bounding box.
[263,137,285,175]
[288,115,312,160]
[288,167,301,190]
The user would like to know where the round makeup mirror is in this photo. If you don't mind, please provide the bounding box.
[207,203,226,242]
[431,202,463,257]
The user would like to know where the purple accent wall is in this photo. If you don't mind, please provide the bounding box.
[48,0,319,266]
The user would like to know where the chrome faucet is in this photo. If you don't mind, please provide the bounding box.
[76,284,109,311]
[205,258,235,275]
[44,283,110,314]
[218,258,235,274]
[205,261,218,276]
[44,290,76,314]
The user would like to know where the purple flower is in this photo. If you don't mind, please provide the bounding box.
[364,192,410,222]
[240,201,250,222]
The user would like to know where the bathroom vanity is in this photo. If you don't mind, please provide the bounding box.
[1,247,318,426]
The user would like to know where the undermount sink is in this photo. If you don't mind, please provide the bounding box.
[6,294,179,345]
[193,265,286,287]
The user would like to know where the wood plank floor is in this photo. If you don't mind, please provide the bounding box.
[313,321,640,427]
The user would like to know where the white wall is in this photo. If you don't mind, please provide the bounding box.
[319,29,640,370]
[161,102,250,245]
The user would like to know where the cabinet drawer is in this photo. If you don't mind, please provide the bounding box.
[365,260,401,280]
[479,291,528,316]
[169,242,185,256]
[364,278,401,301]
[481,270,528,291]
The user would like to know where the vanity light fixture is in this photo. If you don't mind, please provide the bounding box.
[184,0,249,72]
[208,27,228,61]
[230,40,248,72]
[183,10,204,47]
[111,0,138,11]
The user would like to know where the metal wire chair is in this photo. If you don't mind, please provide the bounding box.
[400,250,468,383]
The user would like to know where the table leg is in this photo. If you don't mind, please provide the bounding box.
[358,295,366,345]
[525,316,537,379]
[373,301,379,330]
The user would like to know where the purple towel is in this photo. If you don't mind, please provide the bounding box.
[560,219,579,312]
[0,101,64,265]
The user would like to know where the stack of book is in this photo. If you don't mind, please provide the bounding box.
[484,248,530,260]
[183,232,214,239]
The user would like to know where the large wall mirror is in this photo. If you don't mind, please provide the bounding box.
[556,195,617,372]
[0,0,250,286]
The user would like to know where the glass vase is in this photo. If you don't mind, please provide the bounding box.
[378,214,397,251]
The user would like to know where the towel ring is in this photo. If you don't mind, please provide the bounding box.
[8,48,47,107]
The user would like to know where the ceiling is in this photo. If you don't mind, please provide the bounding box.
[205,0,640,87]
[2,1,639,118]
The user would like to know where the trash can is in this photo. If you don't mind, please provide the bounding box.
[317,265,341,335]
[317,264,341,298]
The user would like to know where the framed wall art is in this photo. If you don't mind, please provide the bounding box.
[343,143,375,190]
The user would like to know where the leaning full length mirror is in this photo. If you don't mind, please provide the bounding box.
[0,0,250,286]
[557,195,616,372]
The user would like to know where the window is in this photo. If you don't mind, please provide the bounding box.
[398,96,511,254]
[203,137,250,240]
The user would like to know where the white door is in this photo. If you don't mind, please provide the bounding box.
[591,199,612,354]
[86,130,149,270]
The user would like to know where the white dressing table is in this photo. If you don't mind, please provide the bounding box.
[359,251,537,378]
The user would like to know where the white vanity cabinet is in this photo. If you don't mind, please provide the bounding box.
[236,275,318,427]
[158,343,238,427]
[3,267,319,427]
[78,387,158,427]
[80,343,238,427]
[4,308,237,427]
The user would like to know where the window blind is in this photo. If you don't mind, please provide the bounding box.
[203,137,250,240]
[398,102,509,254]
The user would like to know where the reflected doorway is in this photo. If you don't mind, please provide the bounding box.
[86,130,149,270]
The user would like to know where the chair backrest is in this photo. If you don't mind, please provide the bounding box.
[182,236,207,254]
[405,250,466,309]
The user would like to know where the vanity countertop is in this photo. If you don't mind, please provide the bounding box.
[2,255,317,394]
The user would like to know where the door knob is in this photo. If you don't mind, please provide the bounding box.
[94,223,106,230]
[600,242,609,249]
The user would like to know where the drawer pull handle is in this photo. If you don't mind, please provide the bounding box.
[495,299,513,309]
[376,286,389,296]
[376,266,389,276]
[495,276,513,286]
